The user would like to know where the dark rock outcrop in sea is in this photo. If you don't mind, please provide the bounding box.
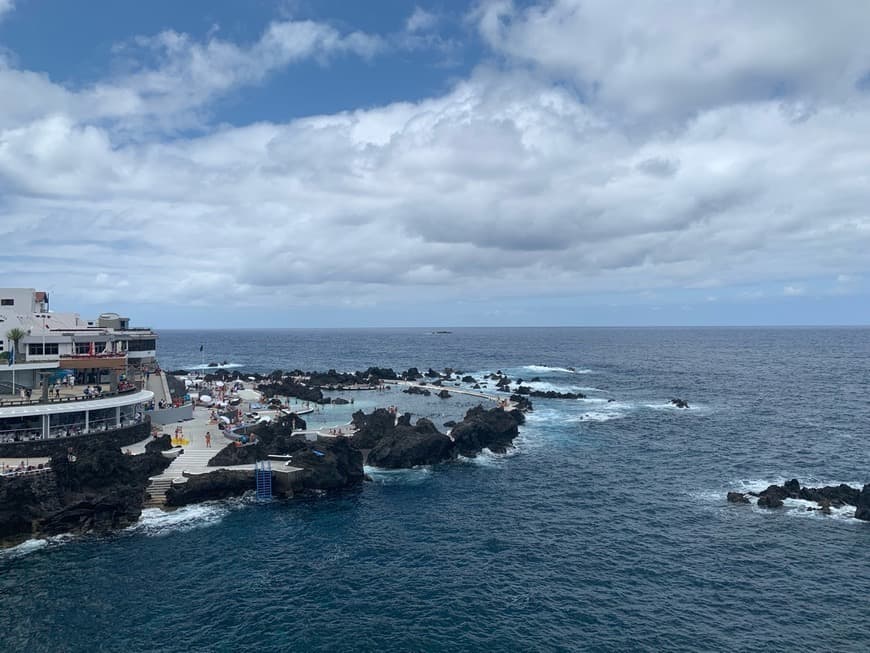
[451,406,522,456]
[403,385,431,396]
[350,403,528,467]
[670,398,690,408]
[514,386,586,399]
[730,478,870,520]
[366,418,454,469]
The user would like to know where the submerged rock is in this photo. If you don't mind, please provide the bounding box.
[670,398,690,409]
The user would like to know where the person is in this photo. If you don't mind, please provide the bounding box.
[205,431,212,448]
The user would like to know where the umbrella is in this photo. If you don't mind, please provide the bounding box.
[199,394,213,405]
[237,389,261,401]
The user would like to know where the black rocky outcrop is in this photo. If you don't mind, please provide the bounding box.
[451,406,521,456]
[670,398,690,409]
[515,387,586,399]
[734,478,870,520]
[403,385,431,396]
[366,418,454,469]
[349,409,397,450]
[0,442,172,543]
[165,469,254,507]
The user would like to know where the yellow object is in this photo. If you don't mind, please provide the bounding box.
[171,437,190,446]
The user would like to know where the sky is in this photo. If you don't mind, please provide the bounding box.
[1,0,869,328]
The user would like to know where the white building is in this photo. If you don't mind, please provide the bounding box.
[0,289,156,446]
[0,288,157,388]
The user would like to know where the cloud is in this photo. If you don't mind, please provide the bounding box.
[476,0,870,124]
[0,18,384,133]
[406,7,438,33]
[0,0,12,22]
[0,3,869,322]
[783,285,805,296]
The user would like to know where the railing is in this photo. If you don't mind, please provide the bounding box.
[0,385,139,408]
[0,414,145,444]
[0,464,52,478]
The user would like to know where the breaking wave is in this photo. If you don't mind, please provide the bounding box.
[127,499,247,537]
[522,365,592,374]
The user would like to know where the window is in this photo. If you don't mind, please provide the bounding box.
[128,339,156,352]
[28,343,57,355]
[75,342,94,354]
[1,299,13,306]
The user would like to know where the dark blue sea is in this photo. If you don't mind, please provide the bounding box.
[2,328,869,652]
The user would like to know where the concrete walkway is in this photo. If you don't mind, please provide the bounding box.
[387,379,516,410]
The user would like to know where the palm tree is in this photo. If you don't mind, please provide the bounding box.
[6,327,25,362]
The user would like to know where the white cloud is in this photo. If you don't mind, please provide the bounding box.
[476,0,870,124]
[0,18,383,133]
[0,3,870,320]
[406,7,438,33]
[0,0,13,21]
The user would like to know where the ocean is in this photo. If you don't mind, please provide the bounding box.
[1,327,869,652]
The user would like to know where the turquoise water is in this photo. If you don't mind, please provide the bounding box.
[2,328,869,652]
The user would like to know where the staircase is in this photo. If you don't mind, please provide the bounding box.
[144,477,174,508]
[255,460,272,500]
[144,447,217,508]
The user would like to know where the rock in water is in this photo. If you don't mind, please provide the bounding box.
[855,484,870,521]
[451,406,522,456]
[366,419,454,468]
[756,484,787,509]
[727,492,750,504]
[670,398,690,409]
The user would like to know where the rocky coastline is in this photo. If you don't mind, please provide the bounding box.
[0,366,532,545]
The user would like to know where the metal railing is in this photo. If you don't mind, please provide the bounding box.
[0,413,145,444]
[0,385,138,408]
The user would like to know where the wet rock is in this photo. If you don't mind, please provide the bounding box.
[451,406,522,456]
[437,389,451,399]
[527,390,585,400]
[756,494,784,509]
[366,419,454,469]
[670,398,690,409]
[403,385,431,396]
[165,469,254,507]
[727,492,750,504]
[854,484,870,521]
[349,408,397,450]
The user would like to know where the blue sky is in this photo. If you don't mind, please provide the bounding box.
[1,1,869,328]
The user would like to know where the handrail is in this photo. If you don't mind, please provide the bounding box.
[0,386,139,408]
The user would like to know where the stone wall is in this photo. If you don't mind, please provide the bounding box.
[148,403,194,426]
[0,421,150,458]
